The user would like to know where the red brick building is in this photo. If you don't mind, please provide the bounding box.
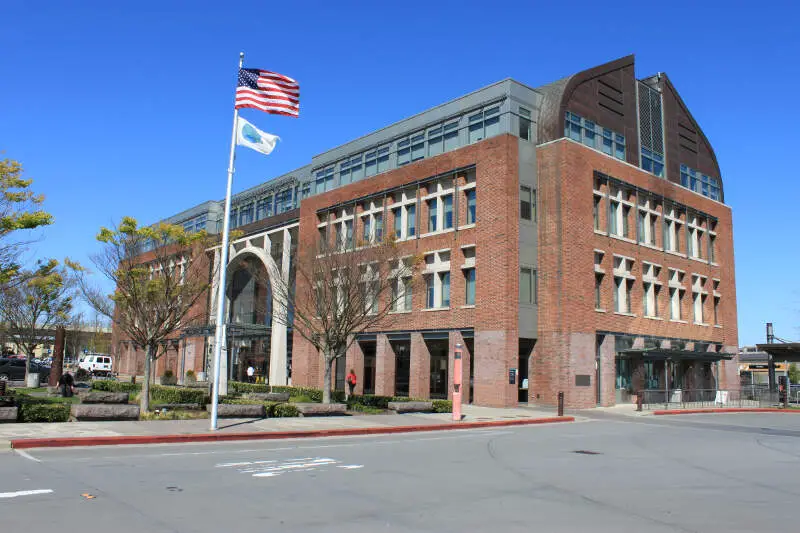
[116,55,738,408]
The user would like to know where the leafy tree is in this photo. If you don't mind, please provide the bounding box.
[0,157,54,285]
[78,217,214,411]
[269,233,420,403]
[0,259,75,381]
[789,363,800,385]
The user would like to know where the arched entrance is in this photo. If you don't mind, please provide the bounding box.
[226,255,272,383]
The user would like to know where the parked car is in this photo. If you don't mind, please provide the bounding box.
[0,358,51,383]
[78,354,113,376]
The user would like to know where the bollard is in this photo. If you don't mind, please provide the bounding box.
[452,344,463,422]
[557,391,564,417]
[637,392,643,412]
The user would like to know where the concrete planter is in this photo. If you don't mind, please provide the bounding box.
[71,404,140,421]
[294,403,347,416]
[388,401,434,413]
[80,392,130,404]
[26,372,40,388]
[0,406,18,422]
[206,404,266,418]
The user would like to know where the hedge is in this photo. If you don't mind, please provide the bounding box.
[432,400,452,413]
[92,381,141,393]
[229,381,269,394]
[347,395,393,409]
[272,403,300,417]
[270,386,345,403]
[150,386,207,405]
[19,403,71,423]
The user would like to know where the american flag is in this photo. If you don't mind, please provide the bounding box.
[235,68,300,117]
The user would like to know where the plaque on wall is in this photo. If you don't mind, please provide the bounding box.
[575,374,591,387]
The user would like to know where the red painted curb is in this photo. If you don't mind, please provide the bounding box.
[653,408,800,416]
[9,416,574,449]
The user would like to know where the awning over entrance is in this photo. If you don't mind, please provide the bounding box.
[755,343,800,363]
[621,349,734,362]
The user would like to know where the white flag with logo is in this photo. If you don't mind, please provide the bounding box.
[236,117,279,155]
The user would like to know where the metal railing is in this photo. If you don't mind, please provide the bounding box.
[639,388,788,410]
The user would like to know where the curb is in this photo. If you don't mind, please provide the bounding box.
[653,408,800,416]
[9,416,575,449]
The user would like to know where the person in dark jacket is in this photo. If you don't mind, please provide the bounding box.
[58,372,75,397]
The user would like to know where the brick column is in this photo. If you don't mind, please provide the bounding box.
[448,330,470,403]
[375,334,395,397]
[410,333,430,399]
[345,339,365,395]
[473,330,517,407]
[599,334,616,407]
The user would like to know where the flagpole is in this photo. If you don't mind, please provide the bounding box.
[210,51,244,431]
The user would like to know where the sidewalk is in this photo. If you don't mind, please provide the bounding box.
[1,405,573,450]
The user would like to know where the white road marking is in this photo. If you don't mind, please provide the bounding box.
[0,489,53,499]
[14,450,41,463]
[337,465,364,469]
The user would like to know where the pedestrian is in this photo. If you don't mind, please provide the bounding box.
[346,368,357,399]
[58,371,75,398]
[246,364,255,383]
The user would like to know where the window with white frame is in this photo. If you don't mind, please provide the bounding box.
[687,214,707,260]
[713,279,721,326]
[691,274,708,324]
[359,199,384,244]
[709,219,717,264]
[608,185,633,239]
[391,188,417,240]
[519,267,537,305]
[642,262,662,318]
[668,268,685,321]
[462,246,476,306]
[641,147,664,177]
[663,204,684,254]
[594,250,605,310]
[423,178,454,234]
[593,175,607,232]
[520,185,535,221]
[359,262,380,315]
[328,207,354,251]
[423,250,451,309]
[390,257,414,312]
[680,164,721,201]
[637,195,660,246]
[461,170,477,226]
[613,256,635,314]
[468,106,501,143]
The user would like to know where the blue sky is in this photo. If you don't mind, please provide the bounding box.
[1,0,798,345]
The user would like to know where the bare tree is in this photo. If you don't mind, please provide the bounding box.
[269,232,420,403]
[77,217,215,411]
[0,259,75,381]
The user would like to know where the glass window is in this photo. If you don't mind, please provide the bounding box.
[444,121,459,151]
[256,199,268,220]
[375,213,383,242]
[350,156,363,181]
[468,112,483,143]
[393,208,402,238]
[443,195,453,229]
[484,107,500,138]
[441,272,450,307]
[407,204,416,236]
[465,268,475,305]
[595,273,603,309]
[466,189,476,224]
[239,204,253,226]
[411,133,425,161]
[520,186,532,220]
[426,275,435,308]
[404,277,412,310]
[377,147,390,172]
[519,107,531,141]
[365,150,377,177]
[428,199,437,232]
[520,267,532,304]
[362,216,371,242]
[428,126,443,156]
[641,148,664,177]
[229,208,238,229]
[397,139,410,166]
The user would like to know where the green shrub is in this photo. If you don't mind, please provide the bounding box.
[185,370,196,384]
[150,385,207,405]
[432,400,452,413]
[161,370,177,386]
[92,380,141,393]
[347,395,393,409]
[272,403,300,417]
[19,402,71,423]
[75,368,91,381]
[229,381,269,394]
[348,404,385,414]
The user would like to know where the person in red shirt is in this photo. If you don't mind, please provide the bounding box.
[346,369,357,398]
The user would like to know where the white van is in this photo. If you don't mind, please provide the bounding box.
[79,354,113,376]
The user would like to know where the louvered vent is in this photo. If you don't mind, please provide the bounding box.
[638,83,664,154]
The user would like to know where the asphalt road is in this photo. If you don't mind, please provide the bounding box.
[2,413,799,533]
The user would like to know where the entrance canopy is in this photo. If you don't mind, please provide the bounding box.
[621,349,734,362]
[756,343,800,363]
